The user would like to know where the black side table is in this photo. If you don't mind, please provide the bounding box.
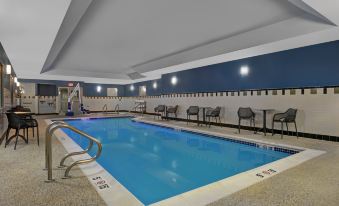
[255,109,274,136]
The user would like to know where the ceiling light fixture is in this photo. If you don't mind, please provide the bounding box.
[171,76,178,85]
[97,85,102,93]
[6,65,11,74]
[240,66,249,76]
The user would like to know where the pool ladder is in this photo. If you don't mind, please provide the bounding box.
[45,121,102,182]
[114,104,120,114]
[102,104,108,113]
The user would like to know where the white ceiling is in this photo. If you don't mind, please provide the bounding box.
[1,0,339,84]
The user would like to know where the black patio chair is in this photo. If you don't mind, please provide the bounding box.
[166,105,178,119]
[187,106,200,125]
[206,106,221,127]
[12,107,39,144]
[25,118,40,145]
[238,107,256,133]
[4,113,29,150]
[272,108,298,138]
[154,105,166,119]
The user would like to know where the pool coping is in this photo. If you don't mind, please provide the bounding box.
[46,115,325,206]
[45,117,144,206]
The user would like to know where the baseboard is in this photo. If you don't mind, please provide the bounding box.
[131,111,339,142]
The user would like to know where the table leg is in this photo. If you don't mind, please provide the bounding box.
[202,108,206,126]
[263,110,267,136]
[0,131,6,145]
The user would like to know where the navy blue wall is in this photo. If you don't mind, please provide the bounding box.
[19,79,125,96]
[83,83,125,97]
[161,40,339,94]
[19,40,339,96]
[124,79,161,97]
[19,79,83,87]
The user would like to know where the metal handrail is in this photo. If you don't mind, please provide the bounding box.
[45,121,102,182]
[59,140,93,168]
[130,102,146,112]
[102,104,108,112]
[114,104,119,114]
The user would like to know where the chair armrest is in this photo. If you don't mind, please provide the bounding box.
[273,113,286,121]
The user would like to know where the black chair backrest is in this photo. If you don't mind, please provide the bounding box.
[6,113,27,129]
[157,105,165,112]
[238,107,255,119]
[285,108,297,122]
[167,105,178,113]
[187,106,199,115]
[211,106,221,116]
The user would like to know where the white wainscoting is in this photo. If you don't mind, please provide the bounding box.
[83,88,339,137]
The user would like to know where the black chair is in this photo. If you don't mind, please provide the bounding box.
[4,113,29,150]
[206,106,221,127]
[166,105,178,119]
[13,107,39,144]
[238,107,256,133]
[154,105,166,119]
[187,106,200,125]
[25,118,40,145]
[272,108,298,138]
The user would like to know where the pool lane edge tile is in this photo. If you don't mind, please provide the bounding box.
[135,117,326,206]
[45,119,144,206]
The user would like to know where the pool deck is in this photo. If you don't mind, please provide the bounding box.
[0,113,339,206]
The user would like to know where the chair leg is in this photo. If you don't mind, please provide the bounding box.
[281,122,283,139]
[253,118,256,134]
[294,121,298,138]
[37,126,40,146]
[285,122,289,136]
[272,121,275,136]
[197,114,199,126]
[26,128,29,144]
[4,128,10,147]
[238,119,241,133]
[14,129,20,150]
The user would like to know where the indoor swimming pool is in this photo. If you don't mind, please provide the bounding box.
[62,117,296,205]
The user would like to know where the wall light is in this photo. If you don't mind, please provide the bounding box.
[171,76,178,85]
[14,77,18,83]
[240,66,249,76]
[96,85,102,93]
[130,85,135,91]
[142,86,146,92]
[153,82,157,89]
[6,65,11,74]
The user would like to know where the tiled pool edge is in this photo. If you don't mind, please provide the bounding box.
[44,116,326,206]
[44,119,144,206]
[133,117,326,206]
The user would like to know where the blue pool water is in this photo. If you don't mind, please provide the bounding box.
[62,117,291,205]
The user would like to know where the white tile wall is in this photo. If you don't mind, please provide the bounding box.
[83,89,339,137]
